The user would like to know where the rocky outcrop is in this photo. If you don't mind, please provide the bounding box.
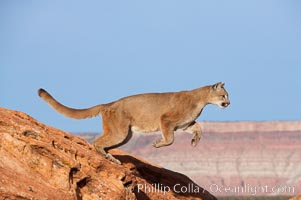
[0,107,216,200]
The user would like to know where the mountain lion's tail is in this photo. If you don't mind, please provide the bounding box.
[38,89,103,119]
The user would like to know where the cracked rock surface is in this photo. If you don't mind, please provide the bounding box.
[0,107,216,200]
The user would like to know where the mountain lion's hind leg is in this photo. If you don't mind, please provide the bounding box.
[93,116,130,165]
[183,121,202,147]
[93,133,122,165]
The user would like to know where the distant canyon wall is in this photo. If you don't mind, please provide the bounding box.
[200,121,301,133]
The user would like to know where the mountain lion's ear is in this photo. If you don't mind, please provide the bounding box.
[212,82,222,90]
[221,82,225,88]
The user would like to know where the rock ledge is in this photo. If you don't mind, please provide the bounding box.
[0,107,216,200]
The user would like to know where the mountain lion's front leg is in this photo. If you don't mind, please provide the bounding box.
[182,121,202,147]
[153,119,175,148]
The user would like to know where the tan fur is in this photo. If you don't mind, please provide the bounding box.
[38,82,230,164]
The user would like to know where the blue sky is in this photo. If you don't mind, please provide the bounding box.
[1,1,301,132]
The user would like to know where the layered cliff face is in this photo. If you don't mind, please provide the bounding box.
[119,122,301,197]
[0,107,216,200]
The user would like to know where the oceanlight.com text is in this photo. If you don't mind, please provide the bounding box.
[209,183,295,196]
[136,182,296,196]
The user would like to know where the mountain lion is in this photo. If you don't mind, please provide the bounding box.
[38,82,230,164]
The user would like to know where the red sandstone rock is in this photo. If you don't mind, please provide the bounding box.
[0,107,216,200]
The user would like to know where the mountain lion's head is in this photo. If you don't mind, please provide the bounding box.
[209,82,230,108]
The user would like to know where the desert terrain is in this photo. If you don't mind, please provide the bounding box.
[79,121,301,197]
[0,107,216,200]
[2,106,299,199]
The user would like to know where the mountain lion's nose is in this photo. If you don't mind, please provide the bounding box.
[222,102,230,107]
